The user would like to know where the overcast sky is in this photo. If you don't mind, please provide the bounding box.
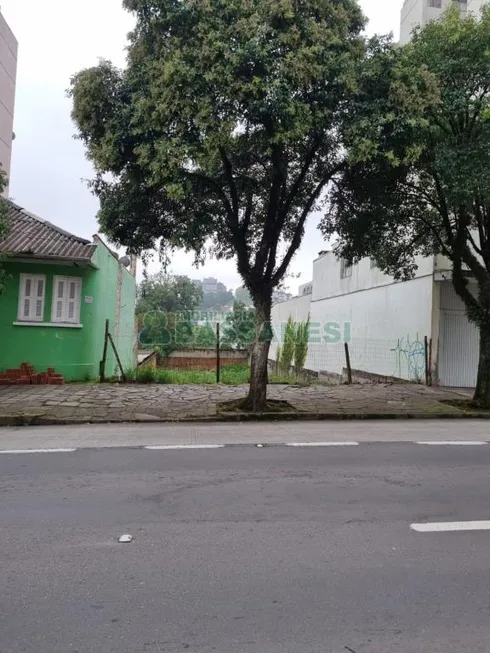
[3,0,404,292]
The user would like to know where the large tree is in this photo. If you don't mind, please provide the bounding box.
[323,7,490,406]
[69,0,366,410]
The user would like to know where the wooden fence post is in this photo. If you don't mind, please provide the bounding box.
[108,332,127,383]
[99,319,109,382]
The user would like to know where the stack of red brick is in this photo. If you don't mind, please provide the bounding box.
[0,363,65,385]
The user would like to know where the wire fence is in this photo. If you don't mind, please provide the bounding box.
[270,336,430,385]
[313,337,426,384]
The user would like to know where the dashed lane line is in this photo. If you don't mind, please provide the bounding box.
[0,448,77,454]
[411,521,490,533]
[145,444,225,450]
[416,441,487,446]
[287,442,359,447]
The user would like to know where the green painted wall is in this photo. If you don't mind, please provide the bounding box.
[0,243,136,381]
[114,261,137,375]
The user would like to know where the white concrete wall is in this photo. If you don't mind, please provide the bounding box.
[0,11,17,195]
[400,0,426,44]
[400,0,473,45]
[468,0,484,16]
[304,254,435,380]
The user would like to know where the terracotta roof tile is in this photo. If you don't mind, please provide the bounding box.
[0,201,96,261]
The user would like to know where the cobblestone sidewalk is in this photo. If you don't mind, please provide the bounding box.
[0,383,474,425]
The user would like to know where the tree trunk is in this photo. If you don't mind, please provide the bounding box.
[243,295,272,411]
[473,322,490,408]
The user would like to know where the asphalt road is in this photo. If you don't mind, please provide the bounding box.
[2,443,490,653]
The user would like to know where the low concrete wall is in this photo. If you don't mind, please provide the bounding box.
[161,348,249,371]
[267,359,320,381]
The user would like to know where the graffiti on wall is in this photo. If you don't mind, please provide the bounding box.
[391,334,426,381]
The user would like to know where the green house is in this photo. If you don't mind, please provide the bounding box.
[0,201,137,381]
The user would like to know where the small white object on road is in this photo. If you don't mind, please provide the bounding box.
[0,448,77,454]
[287,442,359,447]
[118,534,133,543]
[416,441,487,446]
[256,444,264,448]
[145,444,225,450]
[411,521,490,533]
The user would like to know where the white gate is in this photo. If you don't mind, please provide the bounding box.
[438,311,479,387]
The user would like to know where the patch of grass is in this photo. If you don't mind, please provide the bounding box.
[440,398,490,413]
[155,369,216,384]
[220,363,250,385]
[126,362,303,386]
[135,366,157,383]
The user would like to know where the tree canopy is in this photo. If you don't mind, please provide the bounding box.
[200,288,235,313]
[69,0,366,409]
[323,6,490,405]
[222,301,256,350]
[136,272,202,315]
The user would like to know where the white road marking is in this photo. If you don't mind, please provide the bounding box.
[416,441,487,446]
[0,448,77,454]
[287,442,359,447]
[411,521,490,533]
[145,444,225,450]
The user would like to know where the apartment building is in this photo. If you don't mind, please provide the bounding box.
[400,0,483,44]
[0,10,17,196]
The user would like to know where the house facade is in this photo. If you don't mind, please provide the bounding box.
[271,253,479,388]
[0,201,137,381]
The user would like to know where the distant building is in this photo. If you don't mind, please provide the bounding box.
[272,289,292,304]
[299,282,313,296]
[202,277,218,295]
[0,10,18,196]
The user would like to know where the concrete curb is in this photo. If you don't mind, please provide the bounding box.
[0,410,489,427]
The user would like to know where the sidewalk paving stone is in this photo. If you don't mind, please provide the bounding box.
[0,382,479,425]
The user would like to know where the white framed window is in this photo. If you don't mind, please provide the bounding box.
[51,276,82,324]
[17,274,46,322]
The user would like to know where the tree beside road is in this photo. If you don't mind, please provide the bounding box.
[69,0,367,411]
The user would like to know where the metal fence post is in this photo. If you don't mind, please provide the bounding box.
[216,322,221,383]
[424,335,430,386]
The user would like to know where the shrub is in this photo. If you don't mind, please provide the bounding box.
[280,316,295,374]
[294,317,310,376]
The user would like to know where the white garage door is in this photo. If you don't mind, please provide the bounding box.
[439,311,479,387]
